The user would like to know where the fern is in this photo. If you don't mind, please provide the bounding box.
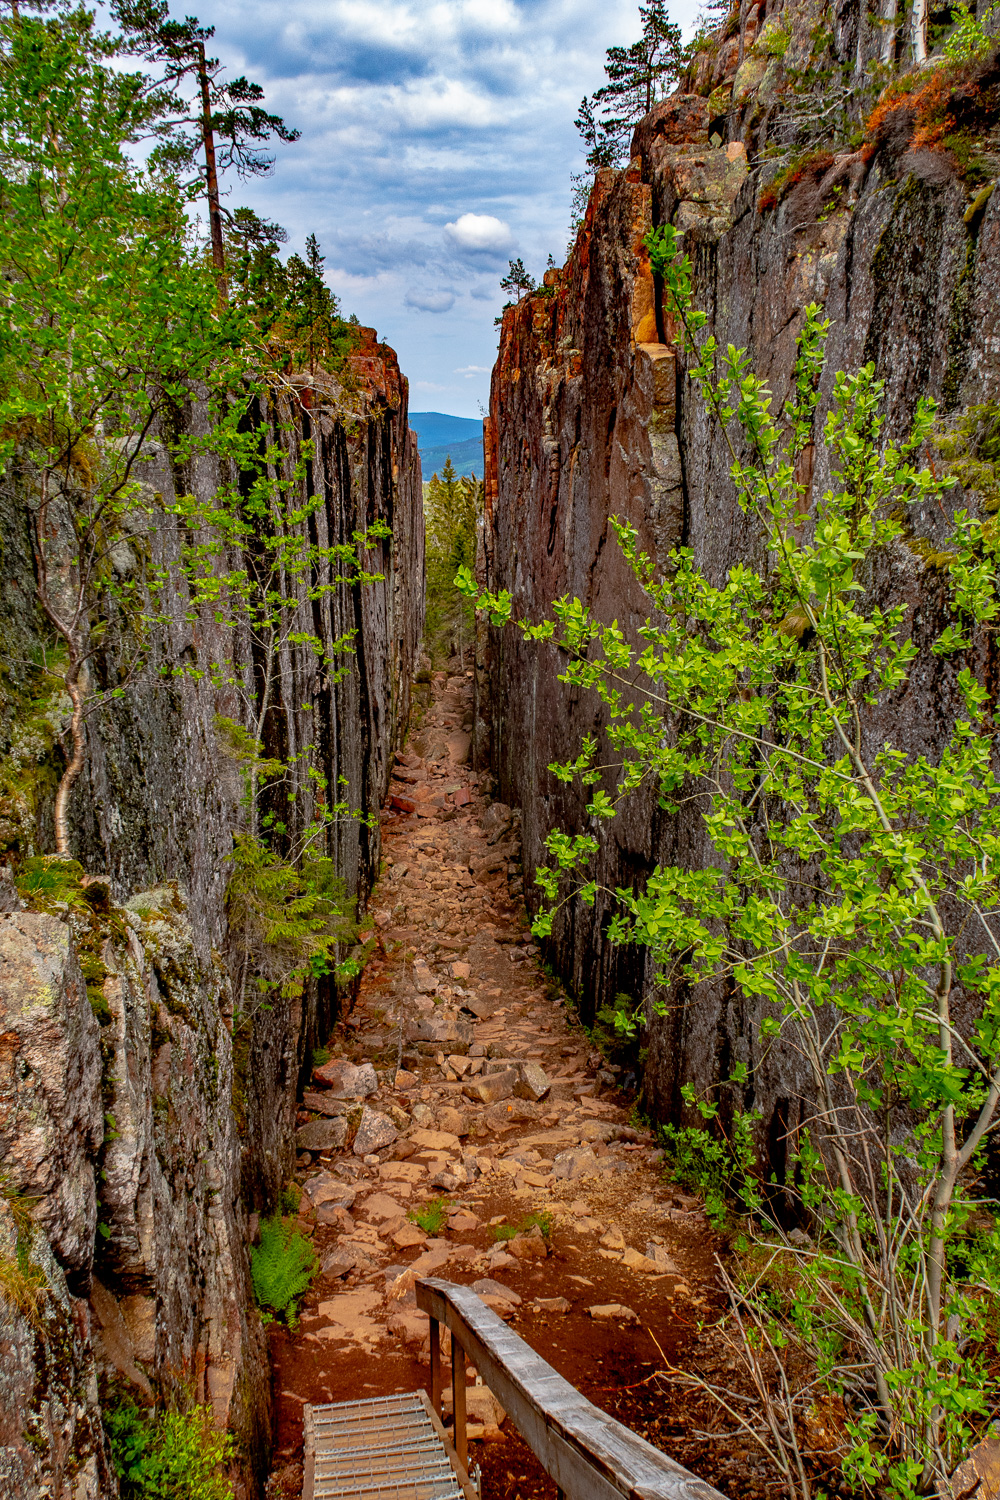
[407,1197,449,1234]
[249,1214,318,1326]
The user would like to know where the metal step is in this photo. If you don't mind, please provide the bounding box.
[303,1392,469,1500]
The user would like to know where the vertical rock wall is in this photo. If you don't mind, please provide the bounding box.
[479,2,1000,1146]
[0,333,424,1496]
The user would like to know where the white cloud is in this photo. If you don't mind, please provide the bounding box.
[405,288,457,313]
[190,0,706,419]
[444,213,512,253]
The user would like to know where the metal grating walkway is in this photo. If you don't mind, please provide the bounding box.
[303,1392,472,1500]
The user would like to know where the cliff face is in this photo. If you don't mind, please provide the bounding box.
[0,333,424,1497]
[479,2,1000,1149]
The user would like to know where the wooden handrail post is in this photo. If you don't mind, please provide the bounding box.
[452,1330,467,1469]
[430,1315,441,1415]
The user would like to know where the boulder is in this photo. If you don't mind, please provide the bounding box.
[646,1243,680,1272]
[552,1147,602,1181]
[408,1128,461,1152]
[312,1059,378,1098]
[358,1192,406,1223]
[316,1203,356,1232]
[481,803,513,842]
[507,1226,548,1261]
[462,999,495,1024]
[442,1386,506,1428]
[379,1160,425,1184]
[302,1090,349,1117]
[951,1436,1000,1499]
[588,1304,639,1324]
[392,1222,427,1248]
[296,1117,348,1152]
[445,731,472,765]
[387,1308,431,1347]
[406,1010,473,1051]
[321,1249,358,1278]
[352,1107,398,1156]
[471,1278,521,1305]
[413,961,437,995]
[303,1174,357,1210]
[437,1106,469,1137]
[484,1099,537,1130]
[622,1246,663,1274]
[513,1062,550,1102]
[464,1068,519,1105]
[630,94,710,160]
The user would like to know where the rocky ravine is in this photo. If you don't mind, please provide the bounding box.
[266,671,746,1500]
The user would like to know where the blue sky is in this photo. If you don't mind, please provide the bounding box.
[189,0,702,418]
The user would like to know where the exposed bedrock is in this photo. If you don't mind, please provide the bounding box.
[478,2,1000,1161]
[0,332,424,1495]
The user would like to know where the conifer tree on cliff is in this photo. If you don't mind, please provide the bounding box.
[112,0,299,299]
[575,0,684,173]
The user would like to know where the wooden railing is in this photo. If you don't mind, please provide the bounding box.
[415,1277,727,1500]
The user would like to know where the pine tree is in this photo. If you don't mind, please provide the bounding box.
[112,0,299,297]
[574,1,684,172]
[500,257,536,302]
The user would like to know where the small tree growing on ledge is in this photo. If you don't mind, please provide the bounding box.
[574,0,684,173]
[461,224,1000,1495]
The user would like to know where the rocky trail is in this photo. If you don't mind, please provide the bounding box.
[265,671,746,1500]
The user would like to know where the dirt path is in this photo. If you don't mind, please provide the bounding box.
[265,670,742,1500]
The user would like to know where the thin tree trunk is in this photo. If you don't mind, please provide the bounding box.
[911,0,928,63]
[53,660,86,858]
[197,42,227,301]
[30,479,87,859]
[881,0,898,64]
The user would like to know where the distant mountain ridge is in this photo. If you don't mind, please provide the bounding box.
[410,410,484,480]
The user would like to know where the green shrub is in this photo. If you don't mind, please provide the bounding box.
[519,1211,554,1242]
[408,1197,448,1234]
[944,1,999,62]
[249,1215,318,1326]
[278,1182,301,1216]
[489,1221,517,1242]
[657,1114,762,1229]
[104,1399,233,1500]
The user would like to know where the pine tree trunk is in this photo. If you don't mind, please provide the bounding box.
[197,42,228,301]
